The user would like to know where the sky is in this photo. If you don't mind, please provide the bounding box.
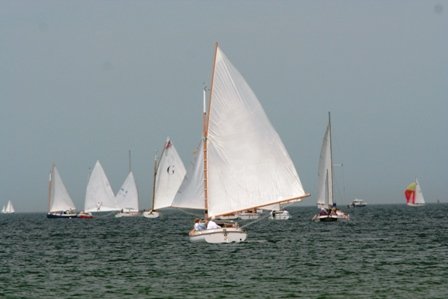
[1,0,447,212]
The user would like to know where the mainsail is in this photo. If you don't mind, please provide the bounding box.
[174,45,309,218]
[48,165,76,212]
[152,138,186,210]
[316,117,333,209]
[84,161,117,212]
[115,171,139,211]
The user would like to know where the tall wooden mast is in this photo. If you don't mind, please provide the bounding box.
[203,42,218,219]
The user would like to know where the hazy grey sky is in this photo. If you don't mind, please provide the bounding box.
[1,0,447,212]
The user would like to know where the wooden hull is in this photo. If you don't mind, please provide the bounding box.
[189,227,247,243]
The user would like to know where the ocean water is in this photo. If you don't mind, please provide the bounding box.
[0,204,447,299]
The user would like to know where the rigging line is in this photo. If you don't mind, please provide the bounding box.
[240,212,271,229]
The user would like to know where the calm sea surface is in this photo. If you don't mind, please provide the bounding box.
[1,204,447,298]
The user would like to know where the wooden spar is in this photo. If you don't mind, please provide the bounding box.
[209,193,311,218]
[48,163,54,212]
[203,42,219,219]
[150,151,158,211]
[328,112,334,206]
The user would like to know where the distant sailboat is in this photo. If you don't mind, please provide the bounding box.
[115,172,139,217]
[143,137,186,219]
[47,164,77,218]
[172,44,310,243]
[115,151,140,217]
[83,161,117,215]
[2,200,15,214]
[312,113,349,222]
[405,179,425,207]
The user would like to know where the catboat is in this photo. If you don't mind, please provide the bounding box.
[405,179,425,207]
[115,152,140,218]
[312,113,349,222]
[172,44,310,243]
[47,164,78,219]
[84,161,118,215]
[143,138,186,219]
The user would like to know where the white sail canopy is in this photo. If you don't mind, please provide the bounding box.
[316,121,333,209]
[84,161,117,212]
[205,47,308,217]
[3,200,16,214]
[415,179,425,205]
[115,171,139,212]
[153,138,186,210]
[49,165,76,212]
[172,140,205,210]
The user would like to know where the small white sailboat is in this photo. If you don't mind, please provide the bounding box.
[405,179,425,207]
[115,151,140,218]
[172,44,310,243]
[47,164,77,218]
[312,113,349,222]
[115,172,139,217]
[83,161,117,215]
[2,200,15,214]
[143,137,186,219]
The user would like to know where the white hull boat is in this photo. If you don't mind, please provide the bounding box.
[142,210,160,218]
[172,44,310,244]
[312,113,349,222]
[189,227,247,244]
[269,210,290,220]
[47,164,77,219]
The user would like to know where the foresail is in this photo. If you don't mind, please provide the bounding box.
[153,138,186,210]
[85,161,117,212]
[206,47,308,217]
[49,166,76,212]
[171,140,205,210]
[316,122,333,208]
[115,171,139,211]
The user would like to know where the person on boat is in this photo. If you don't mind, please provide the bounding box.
[319,208,328,216]
[206,219,221,230]
[193,218,206,231]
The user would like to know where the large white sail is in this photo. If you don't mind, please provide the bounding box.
[153,138,186,210]
[49,165,76,212]
[171,140,205,210]
[115,171,139,211]
[84,161,117,212]
[414,179,425,205]
[316,120,333,209]
[205,47,308,217]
